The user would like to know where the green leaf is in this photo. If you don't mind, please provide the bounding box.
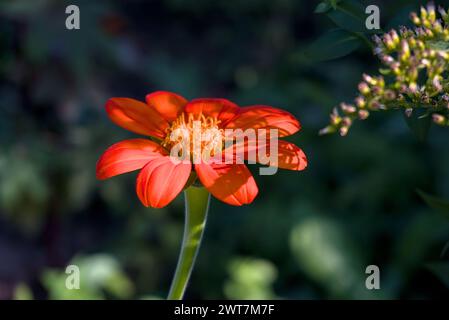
[330,0,340,9]
[289,214,381,299]
[41,254,135,300]
[403,108,431,142]
[441,241,449,258]
[379,68,392,76]
[427,262,449,288]
[416,189,449,219]
[301,29,360,62]
[428,40,449,51]
[224,257,278,299]
[326,0,369,33]
[315,2,332,13]
[14,283,34,300]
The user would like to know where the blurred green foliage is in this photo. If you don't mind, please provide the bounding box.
[42,254,134,299]
[225,257,278,299]
[0,0,448,300]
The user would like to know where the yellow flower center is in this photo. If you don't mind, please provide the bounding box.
[162,113,224,163]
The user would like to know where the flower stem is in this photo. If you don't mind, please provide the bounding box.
[167,186,210,300]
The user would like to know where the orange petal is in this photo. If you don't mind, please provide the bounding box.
[96,139,167,180]
[106,97,169,138]
[225,139,307,171]
[225,105,300,137]
[184,98,239,123]
[195,163,258,206]
[146,91,188,122]
[271,140,307,170]
[136,156,192,208]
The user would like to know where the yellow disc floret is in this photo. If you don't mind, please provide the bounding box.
[162,113,224,163]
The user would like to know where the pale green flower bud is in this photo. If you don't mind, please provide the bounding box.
[405,108,413,117]
[410,12,421,25]
[432,113,446,125]
[358,110,369,120]
[340,103,357,115]
[355,96,366,108]
[339,126,349,136]
[358,82,370,95]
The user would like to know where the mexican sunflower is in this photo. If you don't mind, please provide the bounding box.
[96,91,307,208]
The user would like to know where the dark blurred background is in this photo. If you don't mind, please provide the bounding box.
[1,0,449,299]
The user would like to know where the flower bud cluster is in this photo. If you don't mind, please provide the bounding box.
[321,3,449,136]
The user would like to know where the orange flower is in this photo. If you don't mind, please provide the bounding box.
[96,91,307,208]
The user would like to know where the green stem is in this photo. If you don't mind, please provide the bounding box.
[167,186,210,300]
